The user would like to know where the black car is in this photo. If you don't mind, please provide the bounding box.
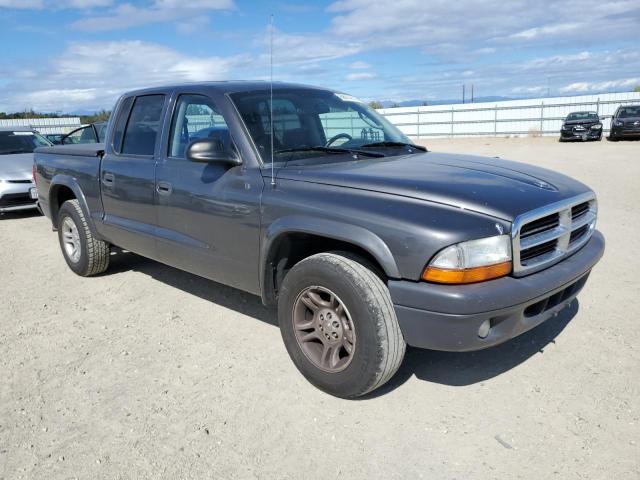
[609,105,640,141]
[559,111,602,141]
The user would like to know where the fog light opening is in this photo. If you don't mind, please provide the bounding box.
[478,319,491,339]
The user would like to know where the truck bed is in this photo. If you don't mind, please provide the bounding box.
[35,143,105,157]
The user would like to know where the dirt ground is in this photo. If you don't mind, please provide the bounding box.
[1,137,639,479]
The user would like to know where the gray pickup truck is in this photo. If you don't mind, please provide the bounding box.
[34,82,604,398]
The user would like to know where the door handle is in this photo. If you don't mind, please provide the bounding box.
[156,181,173,196]
[102,172,115,186]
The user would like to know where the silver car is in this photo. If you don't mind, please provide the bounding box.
[0,126,52,214]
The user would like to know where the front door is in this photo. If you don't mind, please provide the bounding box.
[155,93,263,293]
[100,94,166,259]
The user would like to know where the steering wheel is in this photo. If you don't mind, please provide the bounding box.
[325,133,352,147]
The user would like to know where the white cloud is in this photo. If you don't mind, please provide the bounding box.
[0,40,250,112]
[560,78,640,94]
[346,72,376,81]
[0,0,112,8]
[71,0,234,31]
[349,61,370,70]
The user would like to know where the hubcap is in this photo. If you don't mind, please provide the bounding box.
[292,286,356,373]
[62,216,81,263]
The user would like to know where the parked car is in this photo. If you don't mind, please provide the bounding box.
[34,82,604,397]
[0,126,51,215]
[608,105,640,141]
[60,121,108,145]
[559,111,602,141]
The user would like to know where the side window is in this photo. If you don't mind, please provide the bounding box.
[168,94,231,158]
[62,125,98,145]
[121,94,165,156]
[112,96,134,153]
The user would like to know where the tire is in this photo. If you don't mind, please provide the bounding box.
[608,134,618,142]
[57,199,110,276]
[278,252,406,398]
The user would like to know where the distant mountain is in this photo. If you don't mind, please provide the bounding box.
[379,96,515,108]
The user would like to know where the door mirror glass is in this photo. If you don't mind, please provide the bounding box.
[186,138,241,165]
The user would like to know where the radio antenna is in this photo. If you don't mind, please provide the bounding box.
[269,13,275,186]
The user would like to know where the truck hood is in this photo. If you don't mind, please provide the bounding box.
[275,152,592,221]
[0,153,34,180]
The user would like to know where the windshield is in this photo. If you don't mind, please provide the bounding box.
[0,130,52,155]
[618,106,640,118]
[566,112,598,121]
[230,88,412,164]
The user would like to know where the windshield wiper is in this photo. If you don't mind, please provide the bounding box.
[360,141,427,151]
[274,146,384,158]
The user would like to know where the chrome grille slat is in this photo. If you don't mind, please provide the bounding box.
[520,225,567,250]
[512,192,597,276]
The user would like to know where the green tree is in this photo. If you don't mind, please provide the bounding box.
[80,109,111,124]
[634,85,640,93]
[368,100,383,109]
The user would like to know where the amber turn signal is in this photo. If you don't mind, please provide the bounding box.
[422,261,512,284]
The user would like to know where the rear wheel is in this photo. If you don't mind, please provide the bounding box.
[278,252,406,398]
[57,199,110,276]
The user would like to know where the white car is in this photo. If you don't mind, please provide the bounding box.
[0,126,52,214]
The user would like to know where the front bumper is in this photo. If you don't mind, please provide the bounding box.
[560,128,601,140]
[0,181,38,213]
[389,230,605,352]
[611,126,640,137]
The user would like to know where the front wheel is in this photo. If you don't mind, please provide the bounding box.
[278,252,406,398]
[57,199,110,276]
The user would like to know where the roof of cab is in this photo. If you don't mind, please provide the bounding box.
[121,81,336,98]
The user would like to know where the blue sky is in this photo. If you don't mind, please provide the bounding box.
[0,0,639,113]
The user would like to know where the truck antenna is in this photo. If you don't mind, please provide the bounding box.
[269,13,275,186]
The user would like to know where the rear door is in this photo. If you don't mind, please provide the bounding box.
[99,94,166,258]
[154,92,263,293]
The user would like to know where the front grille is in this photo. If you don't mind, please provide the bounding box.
[0,193,36,208]
[520,213,559,239]
[512,193,597,276]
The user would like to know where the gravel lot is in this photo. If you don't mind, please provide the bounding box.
[1,137,638,479]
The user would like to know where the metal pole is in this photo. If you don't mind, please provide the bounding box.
[462,85,465,104]
[416,110,420,139]
[451,107,454,138]
[540,101,544,134]
[494,105,498,136]
[471,84,474,103]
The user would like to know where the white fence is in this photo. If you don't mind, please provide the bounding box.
[379,91,640,138]
[0,117,82,135]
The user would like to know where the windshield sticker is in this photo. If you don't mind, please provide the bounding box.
[335,93,364,103]
[13,132,33,136]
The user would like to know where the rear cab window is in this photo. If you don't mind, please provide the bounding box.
[113,94,166,156]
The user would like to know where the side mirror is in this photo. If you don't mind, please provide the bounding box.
[186,138,241,166]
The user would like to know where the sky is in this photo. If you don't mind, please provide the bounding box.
[0,0,639,113]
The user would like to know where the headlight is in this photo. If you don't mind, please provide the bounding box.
[422,235,512,284]
[614,120,623,126]
[591,124,602,129]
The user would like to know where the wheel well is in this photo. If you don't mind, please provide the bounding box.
[263,232,387,306]
[50,185,76,224]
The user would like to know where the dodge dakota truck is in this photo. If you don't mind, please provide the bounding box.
[34,82,605,398]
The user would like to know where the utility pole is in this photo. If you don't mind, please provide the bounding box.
[471,84,474,103]
[547,76,550,97]
[462,84,465,104]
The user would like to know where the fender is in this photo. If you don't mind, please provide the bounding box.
[260,215,401,304]
[48,174,100,238]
